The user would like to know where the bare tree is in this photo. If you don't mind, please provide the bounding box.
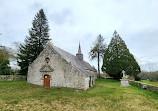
[89,34,106,78]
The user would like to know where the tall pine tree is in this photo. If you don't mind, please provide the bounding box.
[17,9,50,75]
[102,31,141,80]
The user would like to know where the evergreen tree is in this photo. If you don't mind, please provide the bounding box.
[89,34,106,78]
[17,9,50,75]
[102,31,141,80]
[0,46,12,75]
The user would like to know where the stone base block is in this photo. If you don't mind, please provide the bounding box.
[120,79,130,87]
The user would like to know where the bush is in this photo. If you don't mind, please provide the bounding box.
[135,76,141,81]
[149,73,158,82]
[138,71,158,82]
[138,71,150,80]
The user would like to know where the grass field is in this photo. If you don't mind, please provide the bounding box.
[0,79,158,111]
[140,80,158,86]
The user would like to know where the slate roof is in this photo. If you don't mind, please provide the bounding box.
[51,45,96,77]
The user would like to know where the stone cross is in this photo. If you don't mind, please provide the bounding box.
[122,70,126,77]
[120,70,130,87]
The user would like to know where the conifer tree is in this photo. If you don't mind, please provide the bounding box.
[17,9,50,75]
[102,31,141,80]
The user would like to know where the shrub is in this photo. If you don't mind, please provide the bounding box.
[135,76,141,81]
[138,71,150,80]
[138,71,158,82]
[149,73,158,82]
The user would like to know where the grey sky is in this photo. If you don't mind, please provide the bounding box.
[0,0,158,71]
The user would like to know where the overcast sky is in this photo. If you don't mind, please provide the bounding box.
[0,0,158,71]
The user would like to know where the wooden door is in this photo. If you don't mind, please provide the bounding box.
[44,75,50,88]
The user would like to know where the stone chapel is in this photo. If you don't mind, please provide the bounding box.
[27,43,97,90]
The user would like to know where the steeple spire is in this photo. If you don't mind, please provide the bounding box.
[76,42,83,61]
[78,42,82,54]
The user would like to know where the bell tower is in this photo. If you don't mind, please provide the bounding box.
[76,42,83,61]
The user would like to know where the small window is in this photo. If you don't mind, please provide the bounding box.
[45,57,50,63]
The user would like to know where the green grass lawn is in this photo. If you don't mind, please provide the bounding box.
[0,79,158,111]
[140,80,158,86]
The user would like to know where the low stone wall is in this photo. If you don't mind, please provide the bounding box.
[129,80,158,93]
[0,75,27,81]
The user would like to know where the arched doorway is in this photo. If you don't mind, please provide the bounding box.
[44,74,50,88]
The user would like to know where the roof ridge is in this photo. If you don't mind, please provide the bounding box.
[52,45,76,58]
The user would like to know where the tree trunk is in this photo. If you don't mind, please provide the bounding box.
[98,52,100,78]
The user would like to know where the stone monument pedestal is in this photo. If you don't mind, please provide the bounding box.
[120,78,130,87]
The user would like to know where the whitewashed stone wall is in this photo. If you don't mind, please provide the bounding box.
[27,46,90,90]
